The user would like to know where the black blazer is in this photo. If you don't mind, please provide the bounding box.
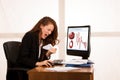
[17,31,48,69]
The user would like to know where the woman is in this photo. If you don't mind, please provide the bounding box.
[17,16,59,69]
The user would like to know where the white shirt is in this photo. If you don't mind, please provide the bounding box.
[38,41,43,58]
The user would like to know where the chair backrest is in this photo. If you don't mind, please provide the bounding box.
[3,41,21,67]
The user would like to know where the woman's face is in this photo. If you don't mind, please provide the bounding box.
[40,24,54,39]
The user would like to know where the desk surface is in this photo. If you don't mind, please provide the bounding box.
[27,65,94,80]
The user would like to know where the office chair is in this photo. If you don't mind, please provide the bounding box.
[3,41,29,80]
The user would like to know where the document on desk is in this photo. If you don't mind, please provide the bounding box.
[61,59,88,65]
[45,66,80,72]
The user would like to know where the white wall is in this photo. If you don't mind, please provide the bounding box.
[91,36,120,80]
[0,0,58,33]
[65,0,120,32]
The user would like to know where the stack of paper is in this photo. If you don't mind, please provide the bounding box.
[62,59,88,65]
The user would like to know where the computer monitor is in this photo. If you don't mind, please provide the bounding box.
[66,25,91,59]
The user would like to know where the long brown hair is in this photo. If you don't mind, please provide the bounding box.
[30,16,59,46]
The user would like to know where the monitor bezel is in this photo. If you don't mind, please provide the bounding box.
[66,25,91,59]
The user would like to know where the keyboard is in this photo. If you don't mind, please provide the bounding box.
[53,59,63,65]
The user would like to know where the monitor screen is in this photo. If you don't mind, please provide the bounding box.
[66,25,91,59]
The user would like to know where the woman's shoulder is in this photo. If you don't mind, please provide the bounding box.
[25,31,38,37]
[23,31,38,39]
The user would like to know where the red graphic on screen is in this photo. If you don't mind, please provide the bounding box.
[76,32,87,49]
[69,32,75,39]
[68,32,75,48]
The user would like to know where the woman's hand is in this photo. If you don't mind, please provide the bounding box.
[46,48,57,57]
[35,60,53,67]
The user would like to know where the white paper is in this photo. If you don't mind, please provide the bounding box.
[43,44,53,50]
[62,59,88,65]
